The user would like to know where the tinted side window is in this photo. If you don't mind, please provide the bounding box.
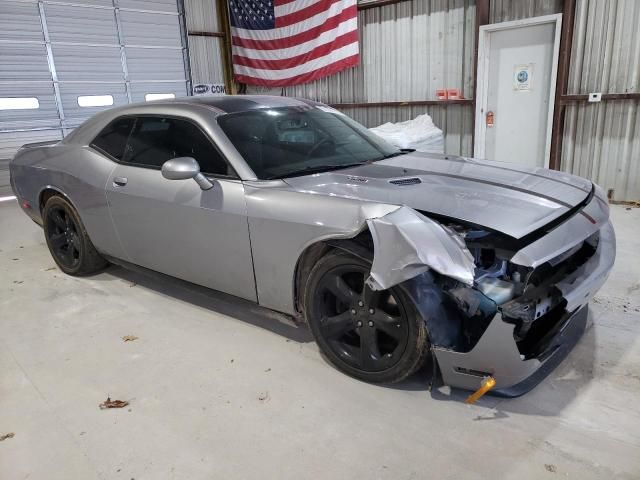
[123,117,233,176]
[91,117,134,160]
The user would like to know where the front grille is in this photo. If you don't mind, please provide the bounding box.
[525,232,599,289]
[502,231,600,358]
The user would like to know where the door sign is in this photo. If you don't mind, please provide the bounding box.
[513,64,533,91]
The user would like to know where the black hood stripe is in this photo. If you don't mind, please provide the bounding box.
[450,157,591,194]
[412,170,578,209]
[422,170,595,224]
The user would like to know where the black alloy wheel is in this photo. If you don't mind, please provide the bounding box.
[46,204,81,270]
[43,195,108,275]
[305,250,429,383]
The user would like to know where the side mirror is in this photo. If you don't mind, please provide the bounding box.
[161,157,213,190]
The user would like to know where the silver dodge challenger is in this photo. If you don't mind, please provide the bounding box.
[10,96,616,395]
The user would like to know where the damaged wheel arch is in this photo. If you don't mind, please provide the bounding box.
[292,205,478,317]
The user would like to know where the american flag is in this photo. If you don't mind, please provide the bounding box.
[229,0,359,87]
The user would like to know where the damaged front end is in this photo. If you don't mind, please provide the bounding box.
[391,190,616,396]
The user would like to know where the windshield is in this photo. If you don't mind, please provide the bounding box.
[217,106,400,179]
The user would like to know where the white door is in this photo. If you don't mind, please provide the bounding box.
[475,15,561,168]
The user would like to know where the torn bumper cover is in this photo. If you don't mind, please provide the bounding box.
[430,220,616,396]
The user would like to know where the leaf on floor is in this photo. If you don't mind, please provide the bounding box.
[258,391,270,402]
[544,464,557,473]
[44,267,56,271]
[0,432,15,441]
[99,397,129,409]
[122,335,138,342]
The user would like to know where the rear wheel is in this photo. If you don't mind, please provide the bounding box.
[304,250,429,383]
[43,195,108,275]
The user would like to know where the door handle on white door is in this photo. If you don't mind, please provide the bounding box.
[113,176,128,187]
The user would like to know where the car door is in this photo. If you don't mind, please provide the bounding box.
[104,115,257,302]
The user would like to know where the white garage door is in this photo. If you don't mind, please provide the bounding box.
[0,0,190,194]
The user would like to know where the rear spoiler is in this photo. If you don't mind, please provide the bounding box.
[18,139,60,150]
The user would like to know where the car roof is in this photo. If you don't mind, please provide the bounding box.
[144,95,317,114]
[63,94,319,146]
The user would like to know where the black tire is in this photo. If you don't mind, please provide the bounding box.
[304,250,430,383]
[43,195,108,276]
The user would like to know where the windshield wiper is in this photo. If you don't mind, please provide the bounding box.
[267,162,368,180]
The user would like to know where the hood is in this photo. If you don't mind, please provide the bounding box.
[283,153,593,239]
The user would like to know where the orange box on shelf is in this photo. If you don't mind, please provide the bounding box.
[447,88,461,100]
[436,89,447,100]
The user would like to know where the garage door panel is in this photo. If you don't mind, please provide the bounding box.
[52,44,124,82]
[0,43,51,82]
[119,0,180,13]
[71,0,116,7]
[126,47,185,81]
[0,1,43,43]
[59,83,128,121]
[129,81,188,102]
[44,4,118,45]
[0,0,189,179]
[119,10,181,47]
[0,83,60,129]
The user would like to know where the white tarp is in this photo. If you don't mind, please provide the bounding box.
[369,114,444,154]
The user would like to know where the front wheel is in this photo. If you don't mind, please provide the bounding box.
[43,195,108,275]
[304,250,430,383]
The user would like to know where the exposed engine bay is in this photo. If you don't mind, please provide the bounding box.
[432,219,600,358]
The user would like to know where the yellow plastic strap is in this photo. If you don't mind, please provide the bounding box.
[464,376,496,404]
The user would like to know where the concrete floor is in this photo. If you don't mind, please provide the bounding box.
[1,200,639,480]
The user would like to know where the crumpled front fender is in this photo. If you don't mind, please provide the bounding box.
[366,206,476,290]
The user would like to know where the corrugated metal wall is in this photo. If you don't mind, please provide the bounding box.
[282,0,476,156]
[183,0,640,200]
[561,0,640,201]
[489,0,562,22]
[185,0,227,86]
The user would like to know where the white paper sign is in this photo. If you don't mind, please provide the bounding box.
[513,64,533,91]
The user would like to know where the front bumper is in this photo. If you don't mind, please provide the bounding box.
[433,219,616,396]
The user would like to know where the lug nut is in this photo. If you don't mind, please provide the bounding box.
[368,308,375,314]
[351,309,356,315]
[368,321,374,327]
[358,301,364,307]
[396,324,401,328]
[356,321,363,327]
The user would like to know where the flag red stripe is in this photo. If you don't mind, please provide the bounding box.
[233,31,358,70]
[232,5,357,50]
[275,0,343,28]
[234,54,359,87]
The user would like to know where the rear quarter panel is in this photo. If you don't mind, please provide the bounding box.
[10,144,125,259]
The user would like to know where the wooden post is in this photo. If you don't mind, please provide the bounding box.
[549,0,577,170]
[216,0,236,95]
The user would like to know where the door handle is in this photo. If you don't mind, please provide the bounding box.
[113,176,128,187]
